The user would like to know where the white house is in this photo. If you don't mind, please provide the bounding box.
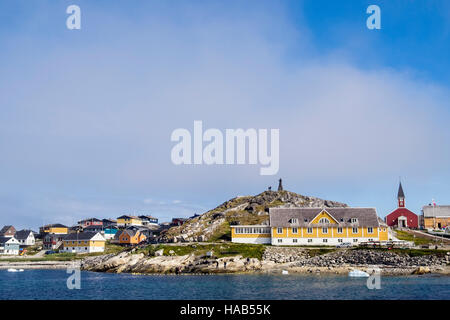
[15,230,36,246]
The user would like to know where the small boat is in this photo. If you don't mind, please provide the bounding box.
[282,270,289,275]
[348,269,369,277]
[7,268,24,272]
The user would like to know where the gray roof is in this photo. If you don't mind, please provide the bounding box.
[0,236,18,244]
[398,182,405,198]
[120,229,141,237]
[422,205,450,217]
[269,207,380,228]
[63,232,100,241]
[42,223,67,228]
[15,230,34,240]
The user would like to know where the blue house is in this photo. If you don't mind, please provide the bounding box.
[103,227,118,240]
[0,236,20,255]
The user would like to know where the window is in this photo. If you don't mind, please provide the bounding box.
[352,227,358,234]
[307,239,312,243]
[307,228,313,234]
[340,218,344,222]
[292,227,298,234]
[277,239,282,243]
[304,218,308,222]
[277,228,283,234]
[291,218,298,224]
[323,239,328,243]
[368,227,373,234]
[337,227,343,234]
[322,227,328,234]
[368,239,373,242]
[353,239,358,243]
[338,239,343,243]
[293,239,298,243]
[319,218,330,224]
[351,218,358,223]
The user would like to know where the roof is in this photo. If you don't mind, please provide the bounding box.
[398,182,405,198]
[120,229,140,237]
[422,205,450,217]
[377,217,388,227]
[78,218,102,223]
[117,215,140,219]
[0,236,19,244]
[269,207,380,228]
[63,232,102,241]
[139,215,158,220]
[42,224,67,228]
[15,230,34,240]
[0,225,15,234]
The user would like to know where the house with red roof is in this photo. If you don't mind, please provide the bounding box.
[385,182,418,229]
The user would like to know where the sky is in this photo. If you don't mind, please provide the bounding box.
[0,0,449,230]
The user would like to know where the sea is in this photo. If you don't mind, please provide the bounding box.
[0,270,449,300]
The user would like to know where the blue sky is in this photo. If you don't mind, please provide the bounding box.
[0,0,449,230]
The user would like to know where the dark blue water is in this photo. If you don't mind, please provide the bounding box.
[0,270,449,300]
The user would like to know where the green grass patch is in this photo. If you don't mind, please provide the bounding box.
[307,248,336,256]
[395,230,433,245]
[136,243,266,260]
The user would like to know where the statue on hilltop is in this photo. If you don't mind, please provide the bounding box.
[278,178,283,191]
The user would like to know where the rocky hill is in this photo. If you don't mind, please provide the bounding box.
[159,189,347,243]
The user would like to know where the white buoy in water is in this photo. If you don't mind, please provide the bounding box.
[282,270,289,275]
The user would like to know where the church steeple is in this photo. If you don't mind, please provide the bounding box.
[397,182,405,208]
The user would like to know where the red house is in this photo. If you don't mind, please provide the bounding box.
[78,218,103,228]
[385,182,418,229]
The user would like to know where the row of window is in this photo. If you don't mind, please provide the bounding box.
[289,218,360,224]
[276,227,374,234]
[234,227,271,234]
[276,238,375,243]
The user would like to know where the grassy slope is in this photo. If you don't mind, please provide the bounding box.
[135,243,266,260]
[395,230,436,245]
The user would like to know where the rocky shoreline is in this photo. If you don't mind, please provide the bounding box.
[80,247,450,276]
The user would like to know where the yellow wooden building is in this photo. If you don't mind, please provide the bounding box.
[422,205,450,230]
[62,232,106,253]
[39,224,68,235]
[231,207,389,246]
[117,215,143,227]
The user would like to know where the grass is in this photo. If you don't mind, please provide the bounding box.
[135,243,267,260]
[307,248,336,256]
[395,230,435,245]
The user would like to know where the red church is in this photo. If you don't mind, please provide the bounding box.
[385,182,418,229]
